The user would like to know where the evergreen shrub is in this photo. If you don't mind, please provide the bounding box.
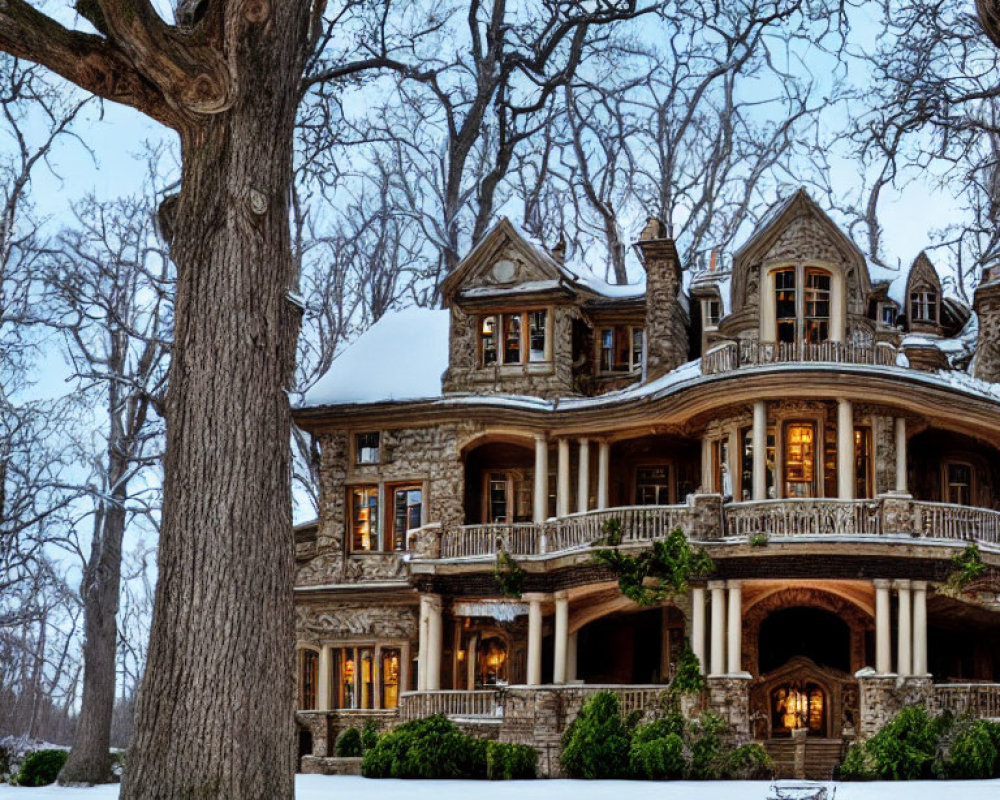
[629,733,685,779]
[560,691,631,778]
[485,741,537,779]
[14,749,67,787]
[361,715,487,779]
[335,727,363,757]
[724,743,773,779]
[361,720,379,752]
[934,718,1000,779]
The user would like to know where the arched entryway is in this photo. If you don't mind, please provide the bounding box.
[759,607,851,674]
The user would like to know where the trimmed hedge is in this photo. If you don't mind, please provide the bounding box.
[335,727,363,757]
[15,749,67,787]
[486,742,537,779]
[560,691,631,778]
[361,715,492,779]
[361,720,379,753]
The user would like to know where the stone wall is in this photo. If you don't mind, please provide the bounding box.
[442,304,579,397]
[296,709,399,760]
[706,675,752,742]
[636,233,688,380]
[973,277,1000,383]
[855,671,933,739]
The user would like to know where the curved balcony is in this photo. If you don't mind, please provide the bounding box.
[413,496,1000,562]
[701,339,897,375]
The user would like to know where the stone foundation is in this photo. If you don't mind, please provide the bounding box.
[706,674,752,742]
[300,756,362,775]
[855,670,933,739]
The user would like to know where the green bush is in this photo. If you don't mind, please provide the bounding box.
[836,742,877,781]
[670,643,704,694]
[935,718,1000,779]
[15,749,68,787]
[361,715,487,779]
[560,691,632,779]
[361,720,379,752]
[688,711,728,780]
[335,727,363,757]
[724,743,773,779]
[630,733,686,779]
[485,742,537,780]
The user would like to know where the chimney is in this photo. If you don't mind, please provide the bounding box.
[972,264,1000,382]
[634,217,687,381]
[550,232,566,265]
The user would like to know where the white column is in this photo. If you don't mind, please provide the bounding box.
[557,439,571,518]
[567,632,578,682]
[534,434,549,523]
[691,586,707,674]
[527,594,544,686]
[553,591,570,684]
[577,439,591,513]
[838,398,854,500]
[895,417,908,494]
[896,579,912,677]
[874,579,891,673]
[709,580,727,676]
[597,440,610,510]
[701,437,714,493]
[417,598,429,691]
[727,581,742,674]
[753,401,767,501]
[317,646,331,710]
[912,580,928,676]
[467,634,478,690]
[425,595,443,691]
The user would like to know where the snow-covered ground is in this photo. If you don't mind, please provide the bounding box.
[3,776,1000,799]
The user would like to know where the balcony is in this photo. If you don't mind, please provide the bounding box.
[412,496,1000,562]
[701,339,897,375]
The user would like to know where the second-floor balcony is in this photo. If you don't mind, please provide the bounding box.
[701,339,897,375]
[415,495,1000,562]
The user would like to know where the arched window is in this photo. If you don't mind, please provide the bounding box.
[773,267,832,344]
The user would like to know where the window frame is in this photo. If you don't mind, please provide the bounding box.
[478,309,551,367]
[772,266,834,346]
[355,431,381,465]
[597,324,645,374]
[942,461,974,506]
[482,469,534,524]
[348,484,380,552]
[299,648,319,710]
[910,288,939,325]
[386,482,424,551]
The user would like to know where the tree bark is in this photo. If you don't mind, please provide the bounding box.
[118,5,308,799]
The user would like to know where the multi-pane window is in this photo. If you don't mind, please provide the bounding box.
[636,466,671,505]
[599,326,644,372]
[910,290,938,324]
[784,422,816,498]
[381,649,401,709]
[704,299,722,328]
[390,485,423,550]
[945,463,972,505]
[350,486,379,551]
[332,647,375,709]
[479,311,549,366]
[775,268,797,344]
[804,269,831,342]
[854,428,872,499]
[300,649,318,710]
[774,267,833,344]
[486,471,533,523]
[356,432,380,464]
[881,304,898,327]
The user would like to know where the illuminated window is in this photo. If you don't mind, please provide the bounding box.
[599,326,644,372]
[945,463,972,505]
[381,649,401,709]
[804,269,831,343]
[356,432,380,464]
[481,315,497,365]
[389,485,422,550]
[784,422,816,498]
[479,311,549,366]
[300,649,318,710]
[350,486,379,551]
[910,290,938,324]
[503,314,521,363]
[854,427,872,499]
[331,646,375,709]
[775,268,797,344]
[773,267,832,345]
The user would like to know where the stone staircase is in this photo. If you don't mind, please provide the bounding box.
[765,738,844,780]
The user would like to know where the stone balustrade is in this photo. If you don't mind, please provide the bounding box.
[398,689,503,721]
[932,683,1000,720]
[702,338,897,375]
[411,496,1000,562]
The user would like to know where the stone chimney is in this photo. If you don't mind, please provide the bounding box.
[634,217,688,380]
[972,264,1000,382]
[550,233,566,265]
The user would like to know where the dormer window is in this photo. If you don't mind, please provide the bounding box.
[880,303,898,327]
[910,289,938,324]
[480,310,549,366]
[774,267,832,344]
[599,326,644,373]
[704,299,721,329]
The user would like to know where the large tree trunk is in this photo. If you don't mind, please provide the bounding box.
[120,7,307,799]
[58,498,122,785]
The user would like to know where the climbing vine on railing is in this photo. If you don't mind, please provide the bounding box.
[593,525,715,606]
[493,550,525,598]
[948,543,988,590]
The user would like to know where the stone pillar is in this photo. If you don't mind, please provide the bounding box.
[727,581,742,674]
[706,674,753,742]
[972,267,1000,382]
[691,585,707,675]
[467,634,478,690]
[317,646,331,710]
[553,591,570,684]
[557,438,571,518]
[567,632,578,682]
[895,417,908,494]
[577,439,590,513]
[709,580,727,676]
[526,594,544,686]
[597,440,610,510]
[425,594,443,691]
[534,434,549,523]
[874,579,892,674]
[896,579,912,677]
[753,401,767,501]
[838,398,854,500]
[634,219,687,380]
[913,580,928,676]
[701,436,713,493]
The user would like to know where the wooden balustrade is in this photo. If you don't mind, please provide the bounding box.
[933,684,1000,720]
[702,339,897,375]
[398,690,503,722]
[724,498,882,538]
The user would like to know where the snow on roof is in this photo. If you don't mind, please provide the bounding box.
[574,271,647,299]
[302,308,449,406]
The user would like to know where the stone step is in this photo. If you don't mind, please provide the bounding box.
[764,738,844,781]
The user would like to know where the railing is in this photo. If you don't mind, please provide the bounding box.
[546,505,690,551]
[702,339,897,375]
[933,684,1000,720]
[725,498,882,538]
[440,523,540,558]
[572,685,667,716]
[398,690,502,722]
[913,502,1000,546]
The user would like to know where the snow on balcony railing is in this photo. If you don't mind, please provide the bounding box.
[398,690,502,722]
[702,339,897,375]
[546,505,691,552]
[913,502,1000,545]
[933,684,1000,720]
[724,498,882,538]
[439,523,540,559]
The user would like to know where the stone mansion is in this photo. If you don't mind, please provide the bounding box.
[291,190,1000,777]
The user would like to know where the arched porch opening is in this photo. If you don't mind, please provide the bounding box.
[463,439,538,524]
[575,605,686,684]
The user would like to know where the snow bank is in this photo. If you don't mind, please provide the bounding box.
[3,776,1000,799]
[302,308,450,406]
